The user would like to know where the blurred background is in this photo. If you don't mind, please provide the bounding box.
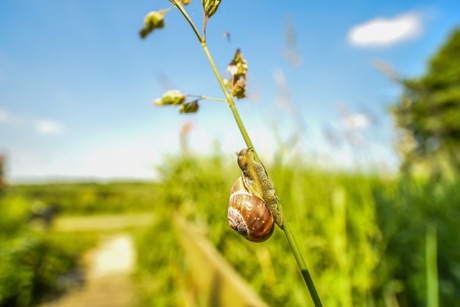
[1,0,459,306]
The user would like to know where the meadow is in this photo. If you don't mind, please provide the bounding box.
[1,150,459,306]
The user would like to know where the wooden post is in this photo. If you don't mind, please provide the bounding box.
[175,216,268,307]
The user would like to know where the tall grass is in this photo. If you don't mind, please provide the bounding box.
[373,177,460,306]
[5,152,458,305]
[135,151,460,306]
[0,195,94,306]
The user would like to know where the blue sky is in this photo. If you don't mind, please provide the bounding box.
[0,1,459,182]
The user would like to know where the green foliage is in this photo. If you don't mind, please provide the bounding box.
[135,152,459,305]
[5,152,459,305]
[0,195,91,306]
[268,161,381,306]
[392,28,460,177]
[9,181,160,215]
[135,216,188,306]
[134,152,235,305]
[373,178,460,306]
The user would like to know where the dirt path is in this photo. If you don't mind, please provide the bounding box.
[42,214,154,307]
[41,213,268,306]
[43,233,138,307]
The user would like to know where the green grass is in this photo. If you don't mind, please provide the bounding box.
[8,181,160,215]
[135,152,460,306]
[3,152,459,306]
[0,195,97,306]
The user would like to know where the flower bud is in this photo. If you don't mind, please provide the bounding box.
[180,100,199,113]
[153,90,186,106]
[140,10,168,39]
[202,0,222,19]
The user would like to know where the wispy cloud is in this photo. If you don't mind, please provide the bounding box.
[0,106,65,134]
[348,12,422,47]
[0,108,9,122]
[35,119,65,134]
[0,107,23,126]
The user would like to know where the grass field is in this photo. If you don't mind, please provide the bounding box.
[2,151,459,306]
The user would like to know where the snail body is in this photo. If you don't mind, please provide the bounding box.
[236,148,283,228]
[228,176,274,242]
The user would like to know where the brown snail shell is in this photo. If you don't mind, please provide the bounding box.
[228,176,274,242]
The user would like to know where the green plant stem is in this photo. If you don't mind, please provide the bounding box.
[284,224,323,307]
[171,1,203,43]
[200,43,257,155]
[173,3,322,306]
[197,95,227,103]
[172,1,255,156]
[203,39,323,307]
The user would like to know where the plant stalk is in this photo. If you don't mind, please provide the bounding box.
[203,40,322,307]
[173,3,322,306]
[200,43,257,156]
[171,1,203,43]
[284,224,323,307]
[197,95,227,103]
[172,2,257,157]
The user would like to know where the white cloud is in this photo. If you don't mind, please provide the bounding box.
[348,12,422,47]
[0,106,65,134]
[81,139,157,180]
[7,136,159,182]
[0,107,22,126]
[0,108,8,122]
[35,119,65,134]
[343,113,371,130]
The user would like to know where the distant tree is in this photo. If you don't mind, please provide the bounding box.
[392,28,460,179]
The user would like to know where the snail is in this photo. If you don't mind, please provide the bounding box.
[228,175,275,242]
[227,148,283,242]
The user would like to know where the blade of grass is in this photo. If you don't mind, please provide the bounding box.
[426,223,438,307]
